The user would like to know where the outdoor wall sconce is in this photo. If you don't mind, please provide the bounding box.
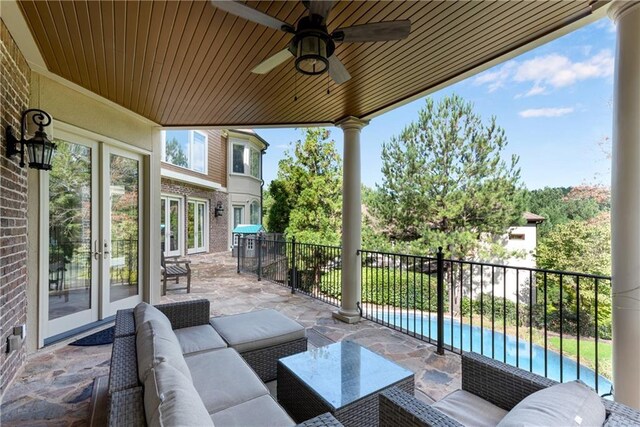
[5,109,56,170]
[214,201,225,217]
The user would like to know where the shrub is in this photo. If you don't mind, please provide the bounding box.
[460,296,518,324]
[319,268,444,312]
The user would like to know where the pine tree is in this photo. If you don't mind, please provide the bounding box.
[373,94,523,257]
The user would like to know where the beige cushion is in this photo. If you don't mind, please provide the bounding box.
[210,309,305,353]
[144,361,214,427]
[137,319,192,383]
[497,381,606,427]
[210,395,295,427]
[432,390,508,427]
[134,302,172,332]
[185,348,269,414]
[174,325,228,356]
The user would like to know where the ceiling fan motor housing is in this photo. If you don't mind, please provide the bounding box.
[291,15,336,75]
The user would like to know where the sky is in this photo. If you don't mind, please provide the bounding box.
[256,18,616,191]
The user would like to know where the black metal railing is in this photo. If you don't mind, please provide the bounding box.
[359,247,612,395]
[237,236,342,306]
[48,238,138,292]
[239,238,612,395]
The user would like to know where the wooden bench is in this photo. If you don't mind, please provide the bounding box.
[160,252,191,295]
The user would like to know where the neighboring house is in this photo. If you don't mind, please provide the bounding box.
[226,129,269,249]
[471,212,545,302]
[160,129,229,256]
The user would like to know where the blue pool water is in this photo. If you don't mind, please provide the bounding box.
[372,311,612,395]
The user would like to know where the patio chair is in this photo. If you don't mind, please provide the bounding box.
[379,351,640,427]
[160,251,191,295]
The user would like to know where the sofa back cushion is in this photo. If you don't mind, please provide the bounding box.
[497,380,606,427]
[134,302,172,332]
[137,318,192,383]
[144,361,214,427]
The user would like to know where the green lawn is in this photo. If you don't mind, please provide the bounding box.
[547,336,612,380]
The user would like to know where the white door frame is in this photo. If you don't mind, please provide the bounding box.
[101,144,144,317]
[38,129,100,340]
[161,194,184,257]
[187,198,209,254]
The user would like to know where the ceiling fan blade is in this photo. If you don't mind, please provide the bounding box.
[305,1,333,20]
[328,55,351,85]
[333,20,411,43]
[251,49,294,74]
[210,1,290,32]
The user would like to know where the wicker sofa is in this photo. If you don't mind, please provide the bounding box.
[108,299,342,426]
[379,351,640,427]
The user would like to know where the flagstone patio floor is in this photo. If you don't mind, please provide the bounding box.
[0,252,461,426]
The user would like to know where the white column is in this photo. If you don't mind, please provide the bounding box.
[333,117,368,323]
[610,0,640,409]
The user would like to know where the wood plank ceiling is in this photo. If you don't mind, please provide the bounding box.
[18,1,606,127]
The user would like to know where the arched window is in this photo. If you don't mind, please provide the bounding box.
[249,201,260,224]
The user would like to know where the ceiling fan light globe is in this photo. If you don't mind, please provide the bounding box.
[295,33,330,75]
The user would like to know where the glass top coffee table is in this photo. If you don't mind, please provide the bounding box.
[277,341,414,427]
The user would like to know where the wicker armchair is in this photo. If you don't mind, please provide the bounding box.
[379,351,640,427]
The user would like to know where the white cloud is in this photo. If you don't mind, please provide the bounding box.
[518,107,574,118]
[473,61,516,92]
[474,50,614,95]
[275,144,289,150]
[514,50,613,90]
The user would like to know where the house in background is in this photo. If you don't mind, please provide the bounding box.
[160,129,229,256]
[226,129,269,250]
[471,212,545,302]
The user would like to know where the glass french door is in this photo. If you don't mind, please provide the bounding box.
[43,133,99,338]
[102,146,143,316]
[187,199,208,254]
[41,130,143,339]
[161,196,182,257]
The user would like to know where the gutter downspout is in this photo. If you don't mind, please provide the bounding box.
[260,147,266,224]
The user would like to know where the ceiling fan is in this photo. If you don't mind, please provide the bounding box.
[210,0,411,84]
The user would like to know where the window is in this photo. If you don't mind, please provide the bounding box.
[250,149,260,178]
[233,144,245,174]
[231,141,261,179]
[250,201,260,224]
[233,206,244,229]
[162,130,207,173]
[187,199,208,253]
[247,238,254,251]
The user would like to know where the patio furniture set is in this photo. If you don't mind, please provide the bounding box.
[108,299,640,427]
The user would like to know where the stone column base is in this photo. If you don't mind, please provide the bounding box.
[332,310,361,324]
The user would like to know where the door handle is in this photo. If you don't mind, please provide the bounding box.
[93,240,102,260]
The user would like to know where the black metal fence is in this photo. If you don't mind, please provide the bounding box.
[237,236,342,306]
[48,238,138,292]
[239,238,613,394]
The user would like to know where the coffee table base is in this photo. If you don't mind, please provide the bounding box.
[278,365,415,427]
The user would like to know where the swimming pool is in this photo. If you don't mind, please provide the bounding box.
[370,311,612,394]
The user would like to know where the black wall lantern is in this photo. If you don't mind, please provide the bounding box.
[6,109,56,170]
[214,201,225,217]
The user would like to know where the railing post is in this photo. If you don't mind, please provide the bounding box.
[257,235,262,281]
[237,236,241,274]
[436,246,445,355]
[291,237,297,294]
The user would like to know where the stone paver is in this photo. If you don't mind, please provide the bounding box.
[1,253,461,425]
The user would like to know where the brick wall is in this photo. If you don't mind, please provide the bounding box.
[0,19,30,394]
[161,179,229,253]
